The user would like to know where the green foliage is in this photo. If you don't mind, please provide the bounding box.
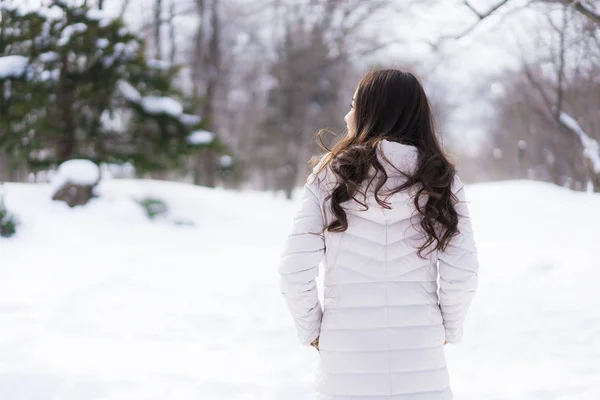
[0,195,17,238]
[136,197,169,220]
[0,0,219,173]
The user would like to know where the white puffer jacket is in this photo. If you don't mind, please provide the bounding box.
[279,140,478,399]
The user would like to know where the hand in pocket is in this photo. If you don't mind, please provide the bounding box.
[311,336,320,351]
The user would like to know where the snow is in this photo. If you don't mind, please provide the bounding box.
[99,18,113,28]
[101,162,135,179]
[219,155,233,168]
[187,130,215,145]
[100,109,124,132]
[55,159,100,186]
[141,96,184,117]
[57,23,88,47]
[116,40,139,59]
[86,9,115,27]
[148,59,170,70]
[0,55,29,79]
[103,41,139,67]
[118,81,184,119]
[0,2,16,11]
[38,51,59,63]
[118,80,141,103]
[39,70,52,81]
[559,112,600,174]
[180,113,202,126]
[96,38,110,49]
[85,8,106,20]
[1,180,599,399]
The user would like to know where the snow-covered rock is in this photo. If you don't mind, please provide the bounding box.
[51,160,101,207]
[0,55,29,79]
[57,159,100,186]
[187,130,214,145]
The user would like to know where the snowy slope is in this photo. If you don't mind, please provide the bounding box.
[1,179,599,400]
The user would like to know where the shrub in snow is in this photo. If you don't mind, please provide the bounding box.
[136,197,169,220]
[52,160,100,207]
[0,194,18,238]
[134,196,195,226]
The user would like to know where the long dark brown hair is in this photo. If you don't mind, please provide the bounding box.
[314,69,459,257]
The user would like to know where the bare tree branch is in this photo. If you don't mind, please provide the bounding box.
[555,6,569,117]
[138,6,196,32]
[557,0,600,24]
[433,0,597,51]
[523,64,556,112]
[439,0,511,41]
[464,0,485,19]
[119,0,132,18]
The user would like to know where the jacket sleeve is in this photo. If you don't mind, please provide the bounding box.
[438,178,479,344]
[278,177,325,346]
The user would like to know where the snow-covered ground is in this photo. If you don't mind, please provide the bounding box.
[1,179,599,399]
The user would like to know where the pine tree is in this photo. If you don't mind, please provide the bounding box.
[0,0,223,174]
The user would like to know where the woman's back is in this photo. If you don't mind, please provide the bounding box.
[314,140,453,398]
[278,70,478,400]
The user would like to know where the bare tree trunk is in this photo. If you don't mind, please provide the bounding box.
[202,0,220,119]
[57,55,76,162]
[119,0,131,18]
[168,0,176,64]
[591,173,600,192]
[0,153,10,182]
[192,0,206,98]
[193,0,221,188]
[154,0,163,60]
[190,0,206,186]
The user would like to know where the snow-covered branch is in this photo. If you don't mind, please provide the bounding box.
[117,80,204,128]
[559,112,600,174]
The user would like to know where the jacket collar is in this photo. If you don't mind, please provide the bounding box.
[377,139,419,173]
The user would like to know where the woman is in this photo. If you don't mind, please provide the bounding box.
[278,69,478,399]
